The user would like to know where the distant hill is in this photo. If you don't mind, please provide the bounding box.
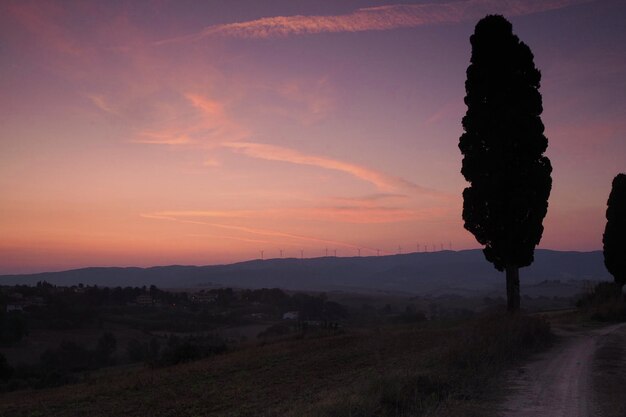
[0,250,610,296]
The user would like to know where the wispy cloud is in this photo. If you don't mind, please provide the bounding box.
[130,92,249,146]
[134,131,193,145]
[145,205,432,224]
[141,213,362,249]
[187,234,273,245]
[332,193,409,204]
[274,78,334,124]
[222,141,436,194]
[157,0,590,43]
[149,210,254,219]
[87,95,119,115]
[7,2,84,55]
[185,93,251,143]
[93,86,436,195]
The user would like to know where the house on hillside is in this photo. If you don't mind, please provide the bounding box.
[24,296,46,307]
[190,293,217,304]
[6,303,24,313]
[136,294,154,306]
[282,311,299,320]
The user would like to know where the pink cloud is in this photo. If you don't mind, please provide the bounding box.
[149,210,254,219]
[222,141,438,194]
[7,2,84,55]
[185,93,251,143]
[157,0,591,42]
[141,213,363,249]
[144,205,438,224]
[129,92,249,146]
[133,131,193,145]
[187,234,273,245]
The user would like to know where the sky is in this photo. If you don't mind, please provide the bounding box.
[1,0,625,274]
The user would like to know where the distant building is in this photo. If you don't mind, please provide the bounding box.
[136,294,154,306]
[190,293,217,304]
[282,311,299,320]
[6,304,24,312]
[24,296,46,307]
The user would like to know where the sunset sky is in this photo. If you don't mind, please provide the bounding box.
[1,0,625,274]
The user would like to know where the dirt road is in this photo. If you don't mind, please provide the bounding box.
[500,322,626,417]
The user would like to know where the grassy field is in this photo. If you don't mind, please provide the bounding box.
[0,314,552,417]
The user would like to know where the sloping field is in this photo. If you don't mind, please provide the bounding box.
[0,316,550,417]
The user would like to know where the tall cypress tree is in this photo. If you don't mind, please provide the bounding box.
[603,173,626,290]
[459,15,552,312]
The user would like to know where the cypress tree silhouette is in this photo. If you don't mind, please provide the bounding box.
[603,173,626,290]
[459,15,552,312]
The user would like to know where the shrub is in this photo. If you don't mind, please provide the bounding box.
[126,337,161,364]
[391,311,427,324]
[258,324,291,339]
[40,341,92,372]
[0,353,13,380]
[0,312,28,345]
[577,281,626,322]
[155,335,226,367]
[446,313,552,370]
[95,332,117,366]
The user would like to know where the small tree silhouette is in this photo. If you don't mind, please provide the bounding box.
[459,15,552,312]
[603,173,626,290]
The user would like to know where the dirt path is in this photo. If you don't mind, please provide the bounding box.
[500,322,626,417]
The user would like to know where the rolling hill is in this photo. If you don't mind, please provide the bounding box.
[0,250,610,296]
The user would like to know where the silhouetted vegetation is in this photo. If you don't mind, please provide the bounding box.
[577,282,626,322]
[459,15,552,312]
[126,337,161,363]
[156,334,227,367]
[0,332,118,391]
[0,311,27,345]
[0,282,352,392]
[0,354,12,381]
[603,173,626,291]
[0,310,554,417]
[294,314,552,417]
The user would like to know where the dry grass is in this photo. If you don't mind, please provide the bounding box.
[0,315,552,417]
[591,327,626,417]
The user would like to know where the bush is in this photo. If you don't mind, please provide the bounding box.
[258,324,291,339]
[446,313,552,370]
[126,337,160,364]
[154,335,226,367]
[95,332,117,366]
[0,312,28,345]
[577,282,626,322]
[305,314,552,417]
[0,353,13,380]
[0,333,123,391]
[40,341,92,372]
[391,311,427,324]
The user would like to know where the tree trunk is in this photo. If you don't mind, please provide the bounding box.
[506,266,520,313]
